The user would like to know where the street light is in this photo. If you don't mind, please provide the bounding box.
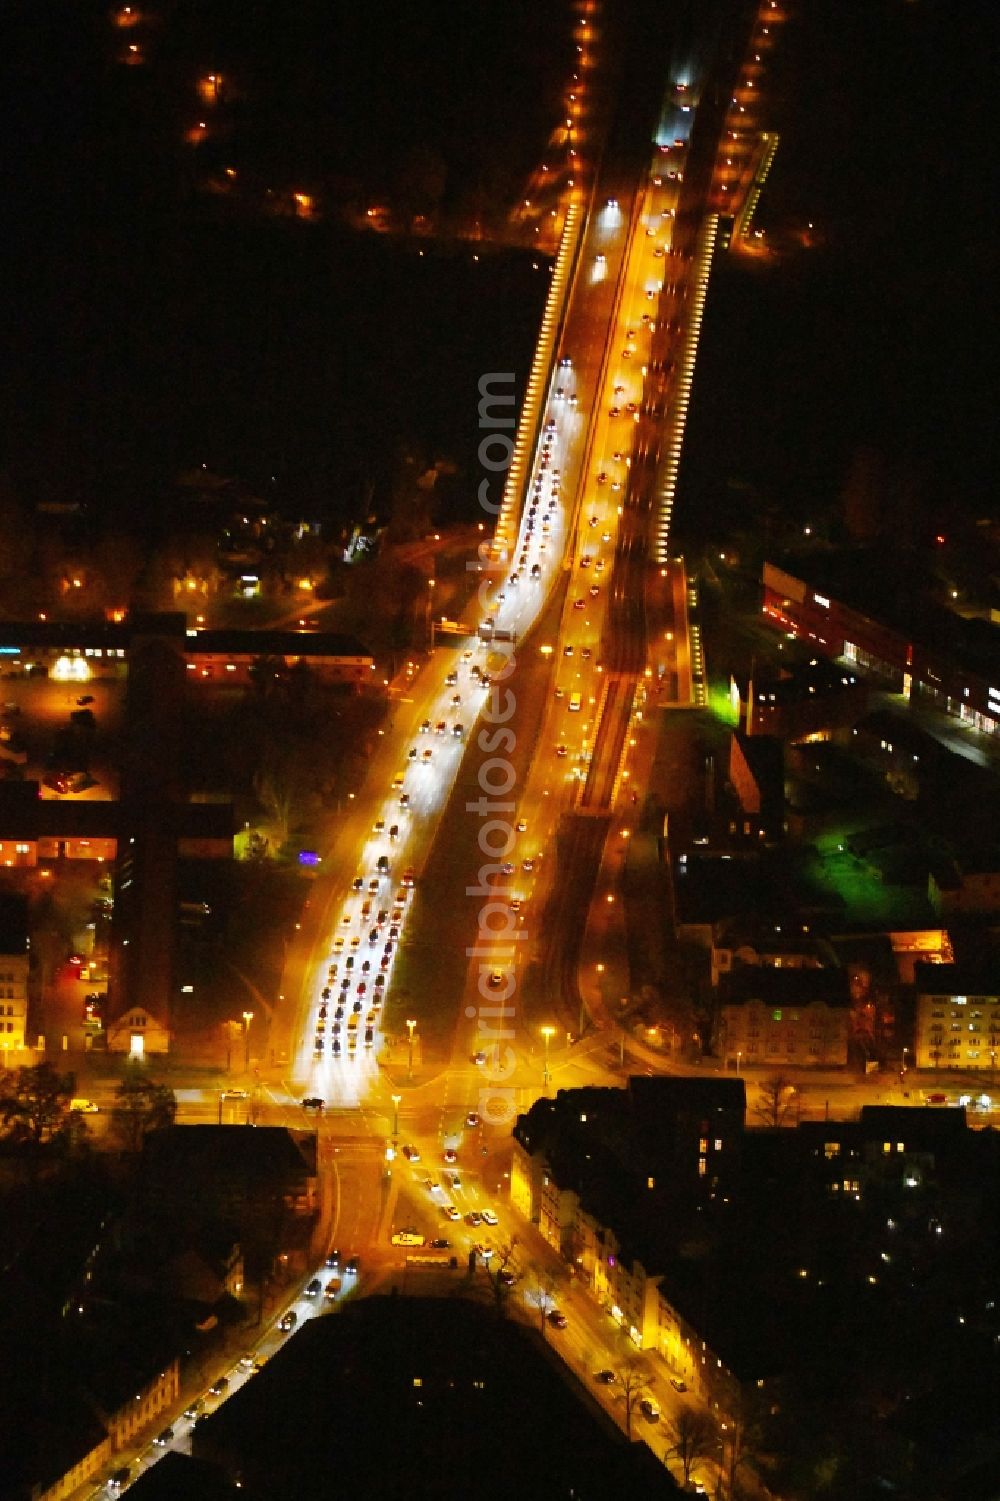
[391,1093,401,1141]
[242,1010,253,1073]
[426,578,436,650]
[541,1024,555,1089]
[406,1018,417,1080]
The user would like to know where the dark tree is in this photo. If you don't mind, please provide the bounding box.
[525,1262,567,1332]
[664,1407,718,1489]
[753,1074,797,1128]
[0,1062,75,1144]
[614,1348,652,1441]
[109,1073,177,1154]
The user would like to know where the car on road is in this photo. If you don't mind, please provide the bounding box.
[430,1238,451,1250]
[670,1377,687,1393]
[443,1205,461,1221]
[465,1210,482,1227]
[209,1374,232,1394]
[466,1111,480,1127]
[305,1278,322,1297]
[153,1427,174,1446]
[408,746,418,759]
[345,1256,360,1276]
[481,1209,498,1227]
[325,1250,341,1269]
[401,1144,420,1161]
[391,1229,426,1247]
[183,1401,204,1420]
[108,1466,131,1491]
[373,818,385,834]
[301,1097,325,1112]
[595,1369,616,1385]
[556,744,568,758]
[443,1149,458,1165]
[563,645,573,657]
[221,1088,249,1100]
[547,1310,568,1330]
[420,719,431,733]
[472,1243,494,1260]
[399,792,410,808]
[640,1397,660,1421]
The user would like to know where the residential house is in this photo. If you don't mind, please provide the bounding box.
[0,893,29,1054]
[718,965,851,1068]
[914,963,1000,1071]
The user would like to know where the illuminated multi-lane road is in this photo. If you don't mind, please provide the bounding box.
[92,11,754,1496]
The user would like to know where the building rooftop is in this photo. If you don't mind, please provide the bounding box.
[672,851,787,927]
[769,548,1000,681]
[0,781,233,841]
[192,1295,678,1499]
[857,1104,970,1148]
[0,615,372,662]
[720,965,851,1008]
[0,1388,108,1501]
[913,962,1000,997]
[189,627,372,660]
[123,1452,241,1500]
[0,891,28,954]
[142,1126,317,1186]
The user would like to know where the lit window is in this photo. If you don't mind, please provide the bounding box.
[698,1158,706,1177]
[714,1138,722,1151]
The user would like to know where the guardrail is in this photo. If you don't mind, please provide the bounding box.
[653,210,718,561]
[492,201,586,565]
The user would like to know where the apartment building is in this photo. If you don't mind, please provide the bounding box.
[914,963,1000,1070]
[0,893,29,1054]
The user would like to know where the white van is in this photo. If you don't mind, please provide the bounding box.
[568,692,582,712]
